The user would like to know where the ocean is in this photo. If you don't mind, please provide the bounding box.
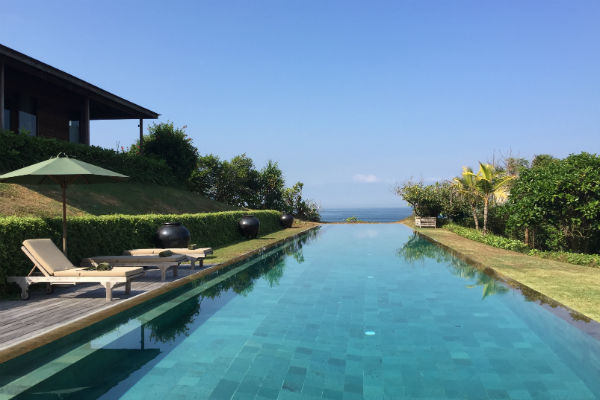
[319,207,412,223]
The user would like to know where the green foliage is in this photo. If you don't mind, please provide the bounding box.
[396,180,470,220]
[189,154,223,199]
[453,167,482,229]
[282,182,320,221]
[395,181,444,217]
[485,204,509,235]
[503,157,530,176]
[136,122,199,182]
[527,249,600,268]
[469,162,515,234]
[259,161,285,210]
[446,223,600,268]
[0,130,176,185]
[0,210,282,291]
[531,154,557,169]
[190,155,289,211]
[506,152,600,253]
[345,216,360,223]
[219,154,261,208]
[445,224,529,252]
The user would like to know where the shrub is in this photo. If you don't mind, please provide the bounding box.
[527,249,600,268]
[0,210,282,292]
[446,223,600,268]
[135,122,199,182]
[0,130,176,185]
[282,182,320,221]
[190,155,287,210]
[396,181,444,217]
[258,161,285,210]
[445,224,529,252]
[396,180,471,220]
[506,152,600,253]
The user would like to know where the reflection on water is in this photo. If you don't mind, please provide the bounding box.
[201,227,319,299]
[145,228,321,344]
[146,297,201,344]
[397,233,597,328]
[396,233,508,299]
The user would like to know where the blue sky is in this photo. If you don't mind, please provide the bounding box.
[2,1,599,207]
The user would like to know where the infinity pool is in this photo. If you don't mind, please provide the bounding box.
[1,224,600,399]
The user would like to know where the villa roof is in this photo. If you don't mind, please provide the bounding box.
[0,43,158,120]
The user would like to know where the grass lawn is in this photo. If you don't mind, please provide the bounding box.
[207,220,320,265]
[403,219,600,322]
[0,182,237,216]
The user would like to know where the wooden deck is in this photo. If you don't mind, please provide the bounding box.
[0,263,213,353]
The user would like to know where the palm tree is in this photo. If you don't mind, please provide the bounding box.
[469,162,515,234]
[452,167,480,230]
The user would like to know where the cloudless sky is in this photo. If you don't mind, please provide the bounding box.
[2,1,599,207]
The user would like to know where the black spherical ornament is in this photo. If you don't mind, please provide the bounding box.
[280,213,294,228]
[156,222,191,248]
[239,215,260,239]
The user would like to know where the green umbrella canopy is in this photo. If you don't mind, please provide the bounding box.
[0,155,129,253]
[0,156,128,184]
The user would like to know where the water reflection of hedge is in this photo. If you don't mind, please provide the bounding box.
[146,229,321,344]
[203,228,320,299]
[397,233,508,299]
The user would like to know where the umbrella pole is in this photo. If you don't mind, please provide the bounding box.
[61,181,67,254]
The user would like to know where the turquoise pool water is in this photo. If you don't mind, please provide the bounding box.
[1,224,600,399]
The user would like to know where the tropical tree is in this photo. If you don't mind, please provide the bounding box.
[282,182,320,221]
[395,181,444,217]
[468,162,515,234]
[136,122,199,182]
[452,167,480,230]
[258,161,285,210]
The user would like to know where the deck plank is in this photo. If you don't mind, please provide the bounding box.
[0,265,210,351]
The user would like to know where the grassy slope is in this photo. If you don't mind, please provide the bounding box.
[406,222,600,321]
[0,183,237,217]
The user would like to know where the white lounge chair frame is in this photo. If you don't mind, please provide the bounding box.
[8,244,144,302]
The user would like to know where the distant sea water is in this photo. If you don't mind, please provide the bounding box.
[319,207,412,223]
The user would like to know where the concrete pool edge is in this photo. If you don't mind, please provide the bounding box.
[0,224,321,364]
[411,227,600,339]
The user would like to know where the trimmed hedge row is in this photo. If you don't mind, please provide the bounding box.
[0,131,177,185]
[0,210,282,290]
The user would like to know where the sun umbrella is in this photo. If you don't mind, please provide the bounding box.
[0,154,128,253]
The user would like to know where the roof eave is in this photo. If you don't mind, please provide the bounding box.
[0,44,159,120]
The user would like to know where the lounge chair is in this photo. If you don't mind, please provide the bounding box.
[81,254,187,281]
[7,239,144,302]
[123,247,213,269]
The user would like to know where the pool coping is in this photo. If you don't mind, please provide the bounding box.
[0,224,321,364]
[411,227,600,340]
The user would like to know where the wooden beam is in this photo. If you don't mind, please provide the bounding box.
[139,118,143,154]
[0,61,4,130]
[82,97,90,144]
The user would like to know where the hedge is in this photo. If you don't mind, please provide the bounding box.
[445,224,529,252]
[445,223,600,268]
[0,130,177,185]
[0,210,282,291]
